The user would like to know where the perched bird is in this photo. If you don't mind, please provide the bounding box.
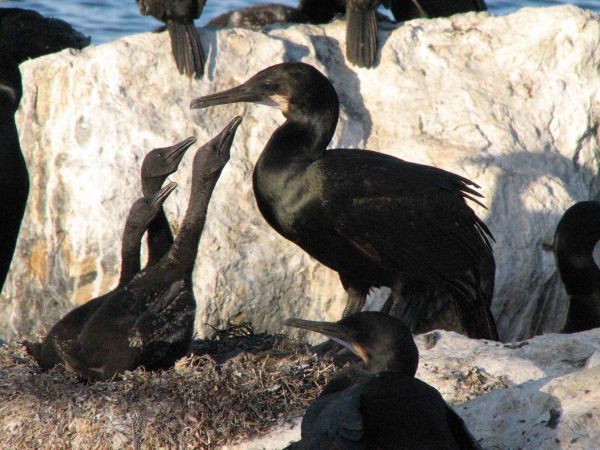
[24,137,194,370]
[0,8,90,63]
[388,0,487,23]
[285,311,482,449]
[59,117,241,381]
[137,0,206,77]
[554,201,600,333]
[191,62,498,341]
[25,183,178,370]
[208,0,345,28]
[0,8,90,293]
[0,50,28,293]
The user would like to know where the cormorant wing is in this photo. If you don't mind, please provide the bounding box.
[301,380,368,449]
[321,149,493,296]
[445,406,484,450]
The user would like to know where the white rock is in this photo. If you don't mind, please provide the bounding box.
[2,5,600,342]
[223,329,600,449]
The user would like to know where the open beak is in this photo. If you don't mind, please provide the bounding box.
[165,136,197,164]
[190,84,264,110]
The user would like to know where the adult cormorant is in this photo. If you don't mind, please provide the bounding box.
[0,51,28,293]
[191,62,498,341]
[59,117,241,381]
[137,0,206,77]
[285,311,483,449]
[25,183,178,370]
[554,201,600,333]
[24,137,194,370]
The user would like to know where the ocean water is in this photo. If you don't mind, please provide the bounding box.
[0,0,599,44]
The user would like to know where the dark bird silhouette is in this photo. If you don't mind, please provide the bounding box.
[0,51,28,293]
[389,0,486,23]
[25,183,178,370]
[0,8,90,293]
[141,137,196,266]
[208,0,345,28]
[190,62,498,341]
[0,8,90,63]
[137,0,206,77]
[554,201,600,333]
[58,117,241,381]
[24,137,194,370]
[285,311,482,449]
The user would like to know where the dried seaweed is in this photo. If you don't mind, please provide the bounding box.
[0,324,335,450]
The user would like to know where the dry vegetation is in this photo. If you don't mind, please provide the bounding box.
[0,324,335,449]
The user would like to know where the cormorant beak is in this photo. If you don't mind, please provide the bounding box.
[215,116,243,154]
[190,83,266,109]
[147,182,177,224]
[285,318,369,363]
[165,136,197,164]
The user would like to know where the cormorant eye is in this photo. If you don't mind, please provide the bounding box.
[262,81,274,91]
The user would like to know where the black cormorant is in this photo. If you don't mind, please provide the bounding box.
[190,62,498,341]
[59,117,241,381]
[24,137,194,370]
[285,311,482,449]
[141,137,196,266]
[554,201,600,333]
[137,0,206,77]
[0,51,28,293]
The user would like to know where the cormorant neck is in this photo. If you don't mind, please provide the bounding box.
[141,177,174,266]
[118,230,143,286]
[367,353,418,376]
[167,171,221,272]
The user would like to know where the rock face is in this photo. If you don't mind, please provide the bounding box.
[2,5,600,341]
[224,329,600,449]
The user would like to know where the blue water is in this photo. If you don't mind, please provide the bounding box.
[1,0,599,44]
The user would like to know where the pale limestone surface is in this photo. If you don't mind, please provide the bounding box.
[2,5,600,342]
[224,329,600,449]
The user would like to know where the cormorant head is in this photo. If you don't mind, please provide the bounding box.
[286,311,419,376]
[141,136,196,195]
[190,62,339,121]
[193,116,242,178]
[555,200,600,295]
[125,182,177,237]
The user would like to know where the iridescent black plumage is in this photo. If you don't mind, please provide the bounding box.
[285,312,482,449]
[191,63,497,340]
[554,201,600,333]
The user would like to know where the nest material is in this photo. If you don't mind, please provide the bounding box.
[0,323,335,449]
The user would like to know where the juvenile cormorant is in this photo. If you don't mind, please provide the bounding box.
[191,62,498,341]
[141,137,196,266]
[25,183,177,370]
[59,117,241,381]
[137,0,206,77]
[0,50,28,293]
[24,137,194,370]
[554,201,600,333]
[285,311,482,449]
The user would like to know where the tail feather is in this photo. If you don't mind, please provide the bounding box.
[345,6,378,68]
[167,21,205,78]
